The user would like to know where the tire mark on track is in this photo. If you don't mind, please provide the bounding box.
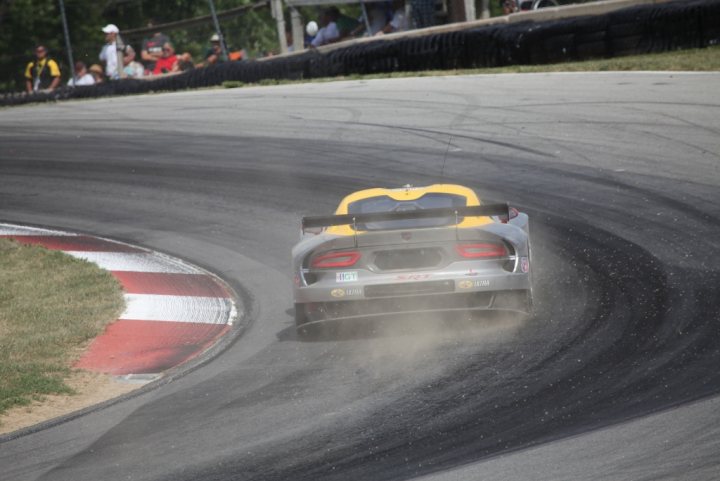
[158,211,720,481]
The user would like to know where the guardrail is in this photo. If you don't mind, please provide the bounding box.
[3,0,718,107]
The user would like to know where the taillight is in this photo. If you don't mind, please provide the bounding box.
[455,243,507,258]
[311,251,361,268]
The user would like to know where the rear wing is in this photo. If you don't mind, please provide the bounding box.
[302,203,510,232]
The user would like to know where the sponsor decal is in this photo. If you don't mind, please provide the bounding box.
[520,257,530,273]
[458,279,490,289]
[331,288,345,298]
[396,273,431,281]
[336,271,358,283]
[458,280,473,289]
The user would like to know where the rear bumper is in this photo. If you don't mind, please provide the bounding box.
[297,289,531,325]
[295,270,531,303]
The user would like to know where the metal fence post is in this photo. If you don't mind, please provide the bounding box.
[116,34,127,79]
[208,0,230,60]
[271,0,289,54]
[480,0,490,19]
[58,0,76,86]
[291,7,304,52]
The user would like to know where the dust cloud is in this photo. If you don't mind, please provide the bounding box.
[331,311,527,382]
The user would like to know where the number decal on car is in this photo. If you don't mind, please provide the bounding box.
[336,271,358,283]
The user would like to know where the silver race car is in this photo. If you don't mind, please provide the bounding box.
[292,184,532,332]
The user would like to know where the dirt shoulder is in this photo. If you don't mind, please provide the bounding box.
[0,237,126,435]
[0,371,140,435]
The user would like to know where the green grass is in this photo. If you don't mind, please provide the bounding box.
[0,238,124,415]
[222,45,720,90]
[459,44,720,74]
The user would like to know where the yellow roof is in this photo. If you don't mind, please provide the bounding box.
[328,184,492,235]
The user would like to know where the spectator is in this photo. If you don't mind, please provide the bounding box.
[228,50,245,61]
[500,0,518,14]
[89,64,105,83]
[24,45,61,93]
[173,52,195,72]
[204,33,227,66]
[153,42,177,75]
[99,24,136,80]
[376,0,408,35]
[410,0,435,28]
[305,21,318,48]
[124,60,145,78]
[67,61,95,86]
[140,21,171,72]
[311,7,341,47]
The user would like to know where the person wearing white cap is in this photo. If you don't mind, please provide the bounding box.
[99,23,136,79]
[204,33,227,66]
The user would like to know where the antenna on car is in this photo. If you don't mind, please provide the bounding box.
[440,135,453,181]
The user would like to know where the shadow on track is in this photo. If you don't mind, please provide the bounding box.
[277,310,531,343]
[185,214,720,481]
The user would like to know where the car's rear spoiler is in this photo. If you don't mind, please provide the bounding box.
[302,203,510,232]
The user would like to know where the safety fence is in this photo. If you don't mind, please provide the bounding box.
[2,0,718,107]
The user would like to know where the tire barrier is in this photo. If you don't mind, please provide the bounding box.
[3,0,718,107]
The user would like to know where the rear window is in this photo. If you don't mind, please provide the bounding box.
[347,193,467,230]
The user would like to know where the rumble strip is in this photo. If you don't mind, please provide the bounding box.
[0,223,237,377]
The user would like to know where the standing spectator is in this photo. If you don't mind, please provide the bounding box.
[204,34,227,66]
[410,0,436,28]
[99,24,135,80]
[140,21,171,72]
[24,45,61,93]
[311,7,341,47]
[153,42,178,75]
[67,61,95,86]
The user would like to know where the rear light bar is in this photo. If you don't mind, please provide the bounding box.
[311,251,361,268]
[455,242,507,259]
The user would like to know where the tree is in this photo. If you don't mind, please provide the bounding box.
[0,0,105,91]
[0,0,282,92]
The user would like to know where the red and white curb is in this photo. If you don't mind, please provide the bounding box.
[1,223,238,379]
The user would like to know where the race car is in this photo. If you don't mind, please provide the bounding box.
[292,184,532,332]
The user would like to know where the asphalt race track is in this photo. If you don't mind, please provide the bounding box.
[1,72,719,481]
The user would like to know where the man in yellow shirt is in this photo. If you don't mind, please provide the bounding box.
[25,45,61,93]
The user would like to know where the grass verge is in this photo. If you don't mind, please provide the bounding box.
[0,238,124,416]
[223,45,720,89]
